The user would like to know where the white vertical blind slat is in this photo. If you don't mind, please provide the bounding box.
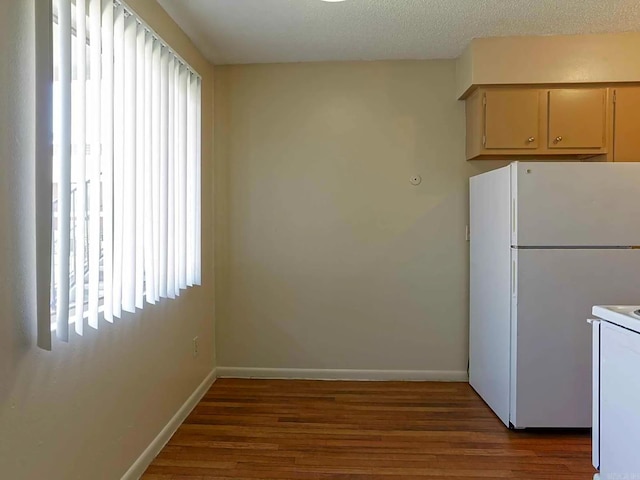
[152,40,161,302]
[143,31,156,304]
[121,13,137,313]
[159,48,169,299]
[56,0,72,341]
[178,66,188,291]
[74,0,87,335]
[102,0,115,322]
[173,62,181,296]
[166,56,176,299]
[195,78,202,285]
[88,0,102,329]
[134,24,145,309]
[189,73,198,286]
[186,74,194,287]
[112,3,125,318]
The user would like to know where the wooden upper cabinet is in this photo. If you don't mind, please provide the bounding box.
[465,88,543,159]
[484,90,540,149]
[466,86,610,160]
[613,87,640,162]
[547,89,606,149]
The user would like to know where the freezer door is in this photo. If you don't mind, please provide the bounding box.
[510,248,640,428]
[511,162,640,247]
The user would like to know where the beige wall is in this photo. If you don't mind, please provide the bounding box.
[456,33,640,98]
[215,61,503,378]
[0,1,216,479]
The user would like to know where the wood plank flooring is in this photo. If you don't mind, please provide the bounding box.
[143,379,594,480]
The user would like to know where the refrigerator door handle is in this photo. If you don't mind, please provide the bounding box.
[587,319,601,325]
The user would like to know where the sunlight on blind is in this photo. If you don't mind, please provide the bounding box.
[47,0,202,346]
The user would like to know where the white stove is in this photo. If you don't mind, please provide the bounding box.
[592,305,640,333]
[591,305,640,480]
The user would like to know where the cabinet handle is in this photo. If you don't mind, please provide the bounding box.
[527,137,535,143]
[555,136,563,143]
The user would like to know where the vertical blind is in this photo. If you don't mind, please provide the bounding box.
[44,0,202,347]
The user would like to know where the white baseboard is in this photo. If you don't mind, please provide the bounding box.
[216,367,468,382]
[121,368,217,480]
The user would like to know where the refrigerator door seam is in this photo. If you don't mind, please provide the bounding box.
[511,246,636,250]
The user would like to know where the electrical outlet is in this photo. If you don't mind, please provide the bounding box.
[192,336,199,358]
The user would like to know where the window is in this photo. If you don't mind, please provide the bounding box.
[46,0,202,344]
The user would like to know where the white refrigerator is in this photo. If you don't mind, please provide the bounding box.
[469,161,640,429]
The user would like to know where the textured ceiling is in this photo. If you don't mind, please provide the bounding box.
[156,0,640,65]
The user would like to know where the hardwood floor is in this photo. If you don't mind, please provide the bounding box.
[143,379,594,479]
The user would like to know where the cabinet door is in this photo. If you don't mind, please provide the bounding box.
[613,87,640,162]
[484,90,539,149]
[548,89,606,149]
